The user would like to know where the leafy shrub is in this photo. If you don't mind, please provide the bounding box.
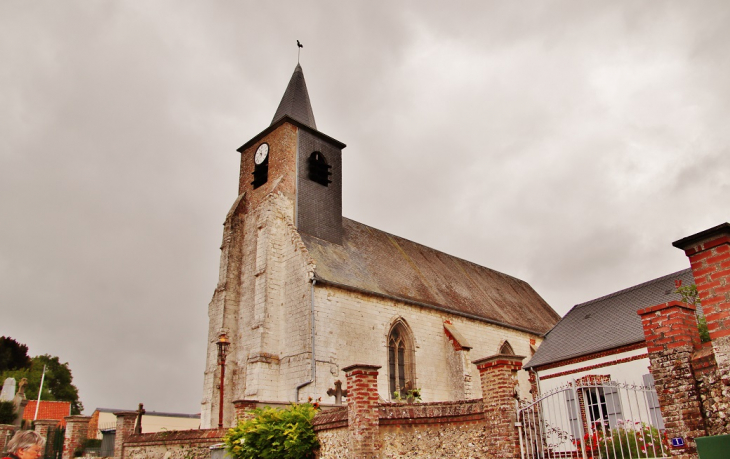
[224,403,319,459]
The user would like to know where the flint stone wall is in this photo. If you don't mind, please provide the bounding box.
[315,399,490,459]
[692,343,730,436]
[121,429,225,459]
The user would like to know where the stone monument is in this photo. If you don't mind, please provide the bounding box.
[0,378,16,402]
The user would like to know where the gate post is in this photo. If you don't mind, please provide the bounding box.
[638,301,705,458]
[673,224,730,375]
[62,415,91,459]
[342,364,381,459]
[113,411,137,459]
[473,353,525,459]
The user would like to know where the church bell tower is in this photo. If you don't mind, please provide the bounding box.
[201,64,346,428]
[236,63,346,244]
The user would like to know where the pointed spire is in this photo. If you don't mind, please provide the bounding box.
[271,64,317,130]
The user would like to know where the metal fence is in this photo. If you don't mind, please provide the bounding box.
[517,380,669,459]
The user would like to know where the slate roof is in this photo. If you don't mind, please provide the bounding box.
[524,268,696,369]
[300,218,561,335]
[23,400,71,425]
[271,64,317,130]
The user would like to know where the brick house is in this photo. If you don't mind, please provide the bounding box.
[199,64,561,428]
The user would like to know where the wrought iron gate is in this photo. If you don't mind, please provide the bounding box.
[517,380,669,459]
[44,426,65,459]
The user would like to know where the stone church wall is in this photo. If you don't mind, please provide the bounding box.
[312,284,538,403]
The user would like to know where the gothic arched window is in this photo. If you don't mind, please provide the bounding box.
[388,320,415,398]
[308,151,331,186]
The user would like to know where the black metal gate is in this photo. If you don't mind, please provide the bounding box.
[44,426,64,459]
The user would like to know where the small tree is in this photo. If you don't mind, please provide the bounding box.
[224,403,319,459]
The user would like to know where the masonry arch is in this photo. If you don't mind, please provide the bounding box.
[499,340,515,355]
[387,319,416,398]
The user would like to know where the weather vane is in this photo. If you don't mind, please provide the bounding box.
[297,40,303,63]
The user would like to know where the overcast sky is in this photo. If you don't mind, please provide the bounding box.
[1,1,728,416]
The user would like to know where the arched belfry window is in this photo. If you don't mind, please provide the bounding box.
[388,320,415,398]
[308,151,331,186]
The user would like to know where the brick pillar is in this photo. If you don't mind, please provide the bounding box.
[342,364,381,459]
[232,399,258,422]
[674,223,730,371]
[62,415,91,459]
[638,301,705,458]
[0,424,17,452]
[113,411,137,459]
[34,419,59,443]
[473,353,525,459]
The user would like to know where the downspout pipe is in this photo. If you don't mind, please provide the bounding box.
[295,279,317,402]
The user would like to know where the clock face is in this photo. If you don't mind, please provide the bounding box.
[254,143,269,165]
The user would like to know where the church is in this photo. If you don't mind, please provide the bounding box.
[199,64,560,428]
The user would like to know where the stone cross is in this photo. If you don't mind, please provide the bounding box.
[326,380,348,405]
[134,403,146,434]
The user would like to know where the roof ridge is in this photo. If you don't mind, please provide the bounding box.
[573,267,692,309]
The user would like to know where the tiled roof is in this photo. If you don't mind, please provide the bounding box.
[524,268,695,369]
[23,400,71,426]
[271,64,317,130]
[301,218,561,335]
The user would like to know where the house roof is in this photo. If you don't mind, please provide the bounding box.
[271,64,317,130]
[524,268,695,369]
[93,407,199,418]
[301,218,561,335]
[23,400,71,425]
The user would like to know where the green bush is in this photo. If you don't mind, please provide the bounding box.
[0,401,16,424]
[224,403,319,459]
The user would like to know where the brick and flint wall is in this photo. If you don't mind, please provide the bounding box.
[315,357,523,459]
[672,223,730,437]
